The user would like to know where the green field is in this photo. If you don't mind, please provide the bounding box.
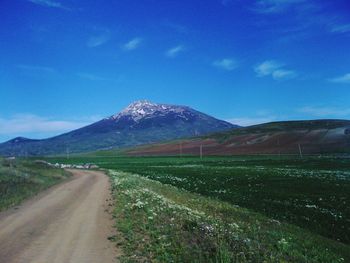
[45,155,350,262]
[0,158,70,211]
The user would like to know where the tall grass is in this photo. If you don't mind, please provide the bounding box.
[0,158,70,211]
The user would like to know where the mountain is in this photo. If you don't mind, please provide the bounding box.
[0,100,237,156]
[124,119,350,156]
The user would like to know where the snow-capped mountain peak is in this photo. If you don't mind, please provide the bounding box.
[109,100,188,121]
[121,100,158,115]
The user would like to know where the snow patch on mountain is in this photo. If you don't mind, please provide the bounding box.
[108,100,189,122]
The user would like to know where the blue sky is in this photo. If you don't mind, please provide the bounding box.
[0,0,350,142]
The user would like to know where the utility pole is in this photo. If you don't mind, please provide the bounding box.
[179,142,183,158]
[200,144,203,159]
[298,143,303,159]
[66,147,70,160]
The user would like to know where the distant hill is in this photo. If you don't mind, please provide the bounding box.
[0,100,236,156]
[124,119,350,156]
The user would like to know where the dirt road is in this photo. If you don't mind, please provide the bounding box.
[0,169,117,263]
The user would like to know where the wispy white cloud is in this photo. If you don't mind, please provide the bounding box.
[253,0,306,14]
[329,73,350,84]
[329,23,350,34]
[241,0,348,40]
[165,45,185,58]
[254,60,297,80]
[77,72,121,82]
[213,58,238,71]
[272,69,297,80]
[298,106,350,117]
[17,64,57,74]
[0,114,100,136]
[27,0,70,10]
[87,30,110,48]
[122,38,142,51]
[255,60,282,76]
[227,117,277,126]
[228,109,278,126]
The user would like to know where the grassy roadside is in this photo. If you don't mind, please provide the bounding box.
[108,170,349,263]
[0,158,71,211]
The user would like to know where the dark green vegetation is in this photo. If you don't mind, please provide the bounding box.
[0,158,70,211]
[47,155,350,261]
[112,157,350,244]
[108,170,348,262]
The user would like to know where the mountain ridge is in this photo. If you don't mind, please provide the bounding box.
[0,100,236,156]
